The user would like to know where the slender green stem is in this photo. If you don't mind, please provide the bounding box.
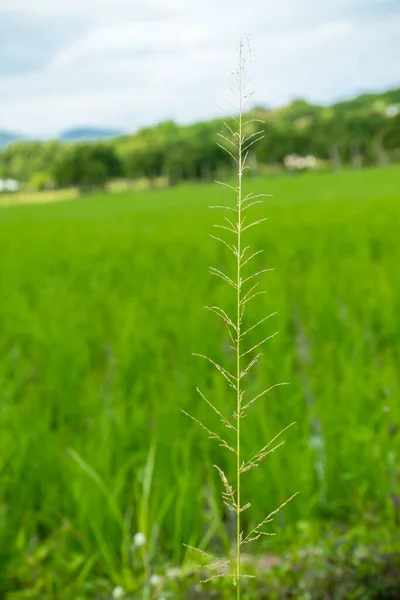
[186,36,294,595]
[236,39,243,600]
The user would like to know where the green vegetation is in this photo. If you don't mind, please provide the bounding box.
[0,87,399,190]
[29,171,55,192]
[183,43,299,599]
[0,166,399,598]
[52,143,122,192]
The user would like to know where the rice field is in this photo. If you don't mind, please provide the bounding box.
[0,165,399,597]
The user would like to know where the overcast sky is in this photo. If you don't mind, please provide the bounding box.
[0,0,399,138]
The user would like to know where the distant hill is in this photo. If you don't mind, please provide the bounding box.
[0,127,125,150]
[0,131,24,148]
[59,127,125,142]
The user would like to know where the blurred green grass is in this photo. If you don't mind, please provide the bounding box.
[0,165,399,595]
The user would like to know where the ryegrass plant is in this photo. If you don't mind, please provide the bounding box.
[183,38,297,596]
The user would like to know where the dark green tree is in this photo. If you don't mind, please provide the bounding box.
[52,143,122,192]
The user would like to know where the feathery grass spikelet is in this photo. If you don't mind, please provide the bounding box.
[182,34,298,597]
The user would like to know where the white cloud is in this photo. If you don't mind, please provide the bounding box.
[266,20,354,51]
[0,0,399,136]
[47,21,212,70]
[1,0,144,14]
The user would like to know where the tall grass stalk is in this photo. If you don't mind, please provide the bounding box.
[183,37,298,596]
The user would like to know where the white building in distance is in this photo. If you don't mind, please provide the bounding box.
[0,179,19,192]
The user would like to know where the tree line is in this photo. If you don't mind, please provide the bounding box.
[0,87,399,192]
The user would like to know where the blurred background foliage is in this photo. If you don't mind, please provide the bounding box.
[0,87,399,193]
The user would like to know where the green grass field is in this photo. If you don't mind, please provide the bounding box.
[0,166,399,598]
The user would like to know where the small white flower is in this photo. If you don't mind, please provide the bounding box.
[149,574,162,587]
[133,532,146,548]
[112,586,125,599]
[166,566,181,578]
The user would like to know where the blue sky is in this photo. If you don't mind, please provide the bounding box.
[0,0,399,137]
